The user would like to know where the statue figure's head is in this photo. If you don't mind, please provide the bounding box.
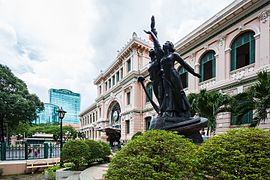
[149,49,156,60]
[163,41,175,52]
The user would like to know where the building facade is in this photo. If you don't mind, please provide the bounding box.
[34,103,59,124]
[80,0,270,142]
[49,89,81,125]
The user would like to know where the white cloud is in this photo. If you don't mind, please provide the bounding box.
[0,0,234,110]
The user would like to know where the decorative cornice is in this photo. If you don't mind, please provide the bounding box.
[94,35,151,85]
[175,0,268,56]
[79,103,97,116]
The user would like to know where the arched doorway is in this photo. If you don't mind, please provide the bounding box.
[105,101,121,148]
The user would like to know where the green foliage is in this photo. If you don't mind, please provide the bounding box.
[84,139,102,165]
[61,140,111,170]
[196,128,270,179]
[10,122,32,137]
[131,131,142,140]
[98,141,111,161]
[217,71,270,127]
[105,130,197,180]
[248,71,270,126]
[219,92,254,125]
[10,123,78,140]
[61,140,88,170]
[45,165,61,180]
[188,90,230,135]
[0,64,44,142]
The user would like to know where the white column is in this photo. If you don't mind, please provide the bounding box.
[217,37,225,82]
[224,48,231,80]
[259,10,270,66]
[194,63,200,92]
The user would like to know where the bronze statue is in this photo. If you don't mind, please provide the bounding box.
[139,16,207,143]
[144,17,201,118]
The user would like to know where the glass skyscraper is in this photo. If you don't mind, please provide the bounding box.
[34,103,59,124]
[49,89,81,124]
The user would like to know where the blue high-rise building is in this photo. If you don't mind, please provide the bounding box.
[34,103,59,124]
[49,89,81,125]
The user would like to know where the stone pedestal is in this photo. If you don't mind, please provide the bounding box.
[150,116,208,143]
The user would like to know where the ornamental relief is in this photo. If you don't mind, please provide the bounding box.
[259,10,269,23]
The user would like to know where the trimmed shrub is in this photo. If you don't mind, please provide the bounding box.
[98,141,111,162]
[45,165,61,180]
[61,140,88,170]
[105,130,197,180]
[196,128,270,179]
[131,131,142,140]
[84,139,102,165]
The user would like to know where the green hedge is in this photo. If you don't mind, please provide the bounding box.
[196,128,270,179]
[98,141,111,161]
[61,139,111,170]
[105,130,197,180]
[61,140,88,170]
[84,139,102,165]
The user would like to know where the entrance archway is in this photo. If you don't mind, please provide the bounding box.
[105,101,121,147]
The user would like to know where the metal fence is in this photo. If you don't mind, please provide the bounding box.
[0,142,60,161]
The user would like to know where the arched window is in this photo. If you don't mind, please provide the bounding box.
[146,83,153,103]
[178,66,188,89]
[200,50,216,82]
[110,102,121,128]
[230,31,255,71]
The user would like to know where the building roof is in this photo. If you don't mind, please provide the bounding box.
[94,32,151,85]
[175,0,266,55]
[79,103,97,116]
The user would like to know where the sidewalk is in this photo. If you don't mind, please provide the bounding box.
[79,163,108,180]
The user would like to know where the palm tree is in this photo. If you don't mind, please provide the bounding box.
[219,92,254,125]
[217,71,270,127]
[188,90,230,135]
[248,71,270,127]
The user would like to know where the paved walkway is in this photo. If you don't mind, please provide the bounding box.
[79,163,108,180]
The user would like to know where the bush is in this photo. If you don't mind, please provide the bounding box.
[84,139,102,165]
[61,140,88,170]
[131,131,142,140]
[98,141,111,162]
[105,130,197,180]
[45,165,61,180]
[196,128,270,179]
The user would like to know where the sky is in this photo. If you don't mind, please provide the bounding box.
[0,0,234,110]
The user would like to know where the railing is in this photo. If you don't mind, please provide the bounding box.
[0,142,60,161]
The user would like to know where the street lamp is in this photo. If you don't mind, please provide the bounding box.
[57,107,66,167]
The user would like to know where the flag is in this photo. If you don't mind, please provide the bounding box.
[149,35,154,42]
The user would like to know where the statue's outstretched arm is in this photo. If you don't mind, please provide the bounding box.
[151,16,157,37]
[174,53,201,78]
[144,30,161,50]
[144,30,163,60]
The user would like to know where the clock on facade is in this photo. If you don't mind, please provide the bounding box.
[112,110,119,122]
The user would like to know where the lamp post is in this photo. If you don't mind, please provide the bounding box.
[57,107,66,167]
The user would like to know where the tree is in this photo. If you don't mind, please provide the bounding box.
[248,71,270,127]
[218,92,254,125]
[217,71,270,127]
[188,90,230,135]
[10,123,78,141]
[0,64,44,142]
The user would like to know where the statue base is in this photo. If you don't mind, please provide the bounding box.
[149,116,208,144]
